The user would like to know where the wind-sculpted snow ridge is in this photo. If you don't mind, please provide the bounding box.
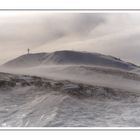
[3,50,138,70]
[0,72,140,127]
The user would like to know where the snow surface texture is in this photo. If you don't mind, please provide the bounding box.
[0,72,140,127]
[1,50,140,127]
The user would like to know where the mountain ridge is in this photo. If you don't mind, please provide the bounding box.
[3,50,138,70]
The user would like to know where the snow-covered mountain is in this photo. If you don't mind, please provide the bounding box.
[3,50,138,70]
[1,50,140,127]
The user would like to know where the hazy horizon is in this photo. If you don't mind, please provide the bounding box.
[0,12,140,65]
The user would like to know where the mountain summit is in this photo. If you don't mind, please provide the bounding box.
[3,50,137,70]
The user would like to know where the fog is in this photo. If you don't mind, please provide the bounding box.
[0,12,140,65]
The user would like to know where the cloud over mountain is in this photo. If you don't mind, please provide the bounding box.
[0,12,140,65]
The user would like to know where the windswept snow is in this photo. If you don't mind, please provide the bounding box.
[1,65,140,92]
[1,50,140,127]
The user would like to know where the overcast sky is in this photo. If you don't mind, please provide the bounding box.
[0,11,140,65]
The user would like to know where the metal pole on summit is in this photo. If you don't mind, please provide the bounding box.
[27,48,30,54]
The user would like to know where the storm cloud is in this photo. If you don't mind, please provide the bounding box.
[0,13,105,45]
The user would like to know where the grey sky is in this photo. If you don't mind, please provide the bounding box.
[0,11,140,65]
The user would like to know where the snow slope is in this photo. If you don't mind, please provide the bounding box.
[1,65,140,93]
[4,53,47,67]
[3,50,138,70]
[0,72,140,127]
